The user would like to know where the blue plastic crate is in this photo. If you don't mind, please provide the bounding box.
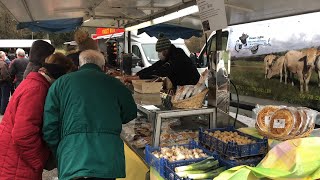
[145,141,215,179]
[199,126,268,158]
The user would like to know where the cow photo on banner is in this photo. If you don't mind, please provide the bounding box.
[227,12,320,111]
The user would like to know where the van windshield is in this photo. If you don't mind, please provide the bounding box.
[142,43,190,65]
[141,44,159,64]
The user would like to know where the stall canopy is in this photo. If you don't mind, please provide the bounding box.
[2,0,320,32]
[17,18,83,33]
[137,24,202,40]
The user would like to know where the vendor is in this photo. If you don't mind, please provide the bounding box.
[126,33,200,88]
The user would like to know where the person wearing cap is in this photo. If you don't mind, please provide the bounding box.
[0,41,74,180]
[126,33,200,88]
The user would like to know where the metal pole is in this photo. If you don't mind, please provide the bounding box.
[215,29,223,124]
[216,30,222,51]
[128,31,131,53]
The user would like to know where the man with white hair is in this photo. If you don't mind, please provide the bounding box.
[43,50,137,180]
[0,51,11,115]
[9,48,29,88]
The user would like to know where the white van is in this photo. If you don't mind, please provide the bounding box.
[0,39,51,59]
[0,39,51,48]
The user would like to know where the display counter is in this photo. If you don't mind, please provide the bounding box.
[122,92,216,160]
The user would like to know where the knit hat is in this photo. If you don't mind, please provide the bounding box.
[156,33,171,52]
[29,40,55,65]
[23,40,55,78]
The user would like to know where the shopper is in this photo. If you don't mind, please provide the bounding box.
[0,51,11,115]
[0,50,74,179]
[43,50,137,180]
[126,33,200,88]
[10,48,29,88]
[67,29,99,70]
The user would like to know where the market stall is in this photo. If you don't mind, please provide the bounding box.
[2,0,320,180]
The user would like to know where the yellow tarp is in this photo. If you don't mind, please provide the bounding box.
[214,137,320,180]
[117,143,149,180]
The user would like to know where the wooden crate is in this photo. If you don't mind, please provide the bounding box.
[132,80,163,94]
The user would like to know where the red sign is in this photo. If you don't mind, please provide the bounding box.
[96,28,124,35]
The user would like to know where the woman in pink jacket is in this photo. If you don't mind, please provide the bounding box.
[0,40,74,180]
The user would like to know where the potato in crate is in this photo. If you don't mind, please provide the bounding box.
[145,141,215,178]
[199,126,268,158]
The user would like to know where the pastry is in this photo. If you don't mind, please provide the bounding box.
[269,108,295,137]
[256,106,279,132]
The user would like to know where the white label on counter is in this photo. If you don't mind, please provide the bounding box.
[273,119,286,128]
[264,116,271,125]
[142,105,160,111]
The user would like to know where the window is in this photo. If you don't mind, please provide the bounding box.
[198,31,229,67]
[132,45,142,59]
[141,44,159,64]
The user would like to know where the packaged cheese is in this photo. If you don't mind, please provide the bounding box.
[256,106,279,132]
[268,108,296,137]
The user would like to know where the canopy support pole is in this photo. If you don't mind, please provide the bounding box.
[21,0,34,21]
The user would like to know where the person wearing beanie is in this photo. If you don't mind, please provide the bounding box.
[23,40,55,79]
[127,33,200,88]
[0,52,74,180]
[67,29,99,70]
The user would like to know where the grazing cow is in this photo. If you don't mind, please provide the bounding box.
[267,56,285,82]
[264,54,277,79]
[284,48,318,92]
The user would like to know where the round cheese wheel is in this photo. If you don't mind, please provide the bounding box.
[256,106,279,132]
[269,108,296,137]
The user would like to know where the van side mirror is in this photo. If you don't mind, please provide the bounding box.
[137,60,143,67]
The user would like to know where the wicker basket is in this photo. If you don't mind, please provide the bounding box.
[171,89,209,109]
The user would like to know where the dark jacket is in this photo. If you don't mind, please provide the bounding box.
[0,60,11,82]
[0,72,51,180]
[67,51,81,68]
[10,57,29,84]
[137,45,200,87]
[43,64,137,180]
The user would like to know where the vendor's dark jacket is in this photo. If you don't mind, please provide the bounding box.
[136,45,200,87]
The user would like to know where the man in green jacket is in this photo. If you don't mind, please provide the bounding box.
[43,50,137,180]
